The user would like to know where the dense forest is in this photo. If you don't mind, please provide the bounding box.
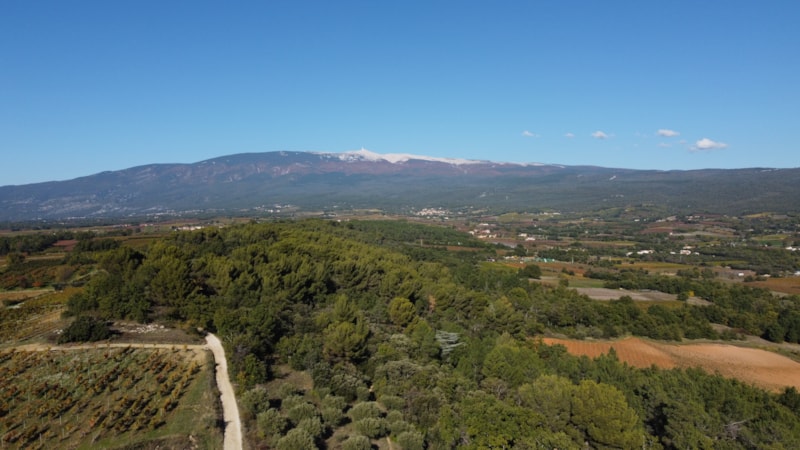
[47,220,800,448]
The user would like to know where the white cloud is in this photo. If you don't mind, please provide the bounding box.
[657,129,680,137]
[659,142,671,148]
[522,130,539,138]
[691,138,728,151]
[564,132,575,138]
[591,130,610,139]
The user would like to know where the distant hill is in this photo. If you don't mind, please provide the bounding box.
[1,149,798,221]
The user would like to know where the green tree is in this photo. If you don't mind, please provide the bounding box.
[517,375,574,433]
[519,263,542,279]
[481,333,543,387]
[323,318,369,362]
[570,380,645,449]
[388,297,416,328]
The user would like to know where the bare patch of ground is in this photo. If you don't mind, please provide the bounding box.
[110,321,205,345]
[542,336,800,392]
[575,287,677,302]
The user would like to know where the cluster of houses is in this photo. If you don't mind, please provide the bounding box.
[415,208,451,217]
[626,246,700,257]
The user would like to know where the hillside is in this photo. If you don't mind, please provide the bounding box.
[2,150,799,221]
[3,218,800,448]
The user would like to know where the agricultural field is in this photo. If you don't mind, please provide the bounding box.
[749,276,800,296]
[0,288,75,343]
[0,345,221,449]
[542,336,800,393]
[574,287,679,303]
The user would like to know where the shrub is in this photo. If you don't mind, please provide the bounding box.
[241,386,271,419]
[321,406,345,427]
[296,416,326,440]
[348,401,382,422]
[322,394,347,411]
[281,394,307,411]
[396,430,425,450]
[385,410,404,425]
[356,386,372,401]
[256,409,287,440]
[287,403,318,425]
[353,417,386,439]
[378,395,405,411]
[276,382,303,400]
[58,315,111,343]
[276,428,316,450]
[387,419,413,436]
[341,435,372,450]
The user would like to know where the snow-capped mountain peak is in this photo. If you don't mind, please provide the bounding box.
[328,148,485,166]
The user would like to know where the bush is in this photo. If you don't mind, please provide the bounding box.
[276,382,303,400]
[387,418,414,436]
[241,386,271,419]
[287,403,318,425]
[348,401,382,422]
[58,315,111,343]
[296,416,326,440]
[353,417,386,439]
[322,394,347,411]
[385,410,404,424]
[396,430,425,450]
[281,394,307,411]
[342,435,372,450]
[321,406,345,427]
[256,409,287,440]
[356,386,372,401]
[378,395,405,411]
[276,428,316,450]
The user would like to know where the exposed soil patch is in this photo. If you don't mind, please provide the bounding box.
[542,336,800,392]
[575,287,677,302]
[110,321,205,345]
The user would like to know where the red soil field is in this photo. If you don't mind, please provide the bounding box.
[542,336,800,392]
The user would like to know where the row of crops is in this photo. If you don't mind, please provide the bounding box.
[0,346,201,449]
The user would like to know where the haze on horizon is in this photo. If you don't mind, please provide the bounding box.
[1,1,798,186]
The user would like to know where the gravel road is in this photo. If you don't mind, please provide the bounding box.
[206,333,243,450]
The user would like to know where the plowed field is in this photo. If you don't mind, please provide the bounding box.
[542,336,800,392]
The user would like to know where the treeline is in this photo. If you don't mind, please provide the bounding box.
[59,220,800,448]
[0,231,72,256]
[587,267,800,343]
[697,245,800,275]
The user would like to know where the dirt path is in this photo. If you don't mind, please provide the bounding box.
[206,333,243,450]
[7,341,207,351]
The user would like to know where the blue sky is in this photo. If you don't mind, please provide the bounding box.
[2,1,798,186]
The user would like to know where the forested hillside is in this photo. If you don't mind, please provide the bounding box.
[57,220,800,449]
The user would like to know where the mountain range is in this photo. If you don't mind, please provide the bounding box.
[1,150,799,222]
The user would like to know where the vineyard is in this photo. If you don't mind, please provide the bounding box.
[0,287,77,343]
[0,345,221,449]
